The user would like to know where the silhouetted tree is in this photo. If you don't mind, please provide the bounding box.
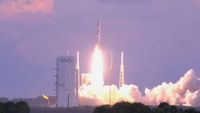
[151,107,165,113]
[157,102,172,113]
[112,101,132,113]
[91,101,200,113]
[16,101,30,113]
[158,102,170,108]
[130,102,150,113]
[0,102,5,113]
[185,108,198,113]
[169,105,182,113]
[93,105,111,113]
[4,101,17,113]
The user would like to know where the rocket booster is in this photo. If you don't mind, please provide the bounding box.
[76,51,80,70]
[75,51,80,105]
[76,51,80,87]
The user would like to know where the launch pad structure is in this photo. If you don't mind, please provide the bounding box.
[55,20,125,107]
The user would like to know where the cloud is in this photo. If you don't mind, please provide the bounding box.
[144,69,200,106]
[0,0,54,17]
[79,69,200,106]
[79,84,142,105]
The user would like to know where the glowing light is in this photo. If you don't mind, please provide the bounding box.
[90,45,104,87]
[42,94,49,100]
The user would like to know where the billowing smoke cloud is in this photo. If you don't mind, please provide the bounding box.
[79,69,200,106]
[79,84,142,105]
[0,0,54,16]
[145,69,200,106]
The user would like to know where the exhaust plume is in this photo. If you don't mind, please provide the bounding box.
[79,69,200,106]
[145,69,200,106]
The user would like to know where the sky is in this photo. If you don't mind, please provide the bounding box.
[0,0,200,99]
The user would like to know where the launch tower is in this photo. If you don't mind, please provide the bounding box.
[55,54,76,107]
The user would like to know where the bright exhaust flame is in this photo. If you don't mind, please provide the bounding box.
[90,45,104,87]
[79,45,141,105]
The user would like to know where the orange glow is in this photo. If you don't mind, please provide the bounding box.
[42,94,49,100]
[90,45,104,87]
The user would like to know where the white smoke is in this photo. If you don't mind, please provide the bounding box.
[145,69,200,106]
[79,69,200,106]
[79,84,142,105]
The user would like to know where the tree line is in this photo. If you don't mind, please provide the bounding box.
[0,101,30,113]
[30,106,94,113]
[93,102,200,113]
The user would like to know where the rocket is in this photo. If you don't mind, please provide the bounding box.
[119,52,125,87]
[96,19,101,47]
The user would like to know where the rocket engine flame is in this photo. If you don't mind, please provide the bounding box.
[90,45,104,87]
[79,45,142,105]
